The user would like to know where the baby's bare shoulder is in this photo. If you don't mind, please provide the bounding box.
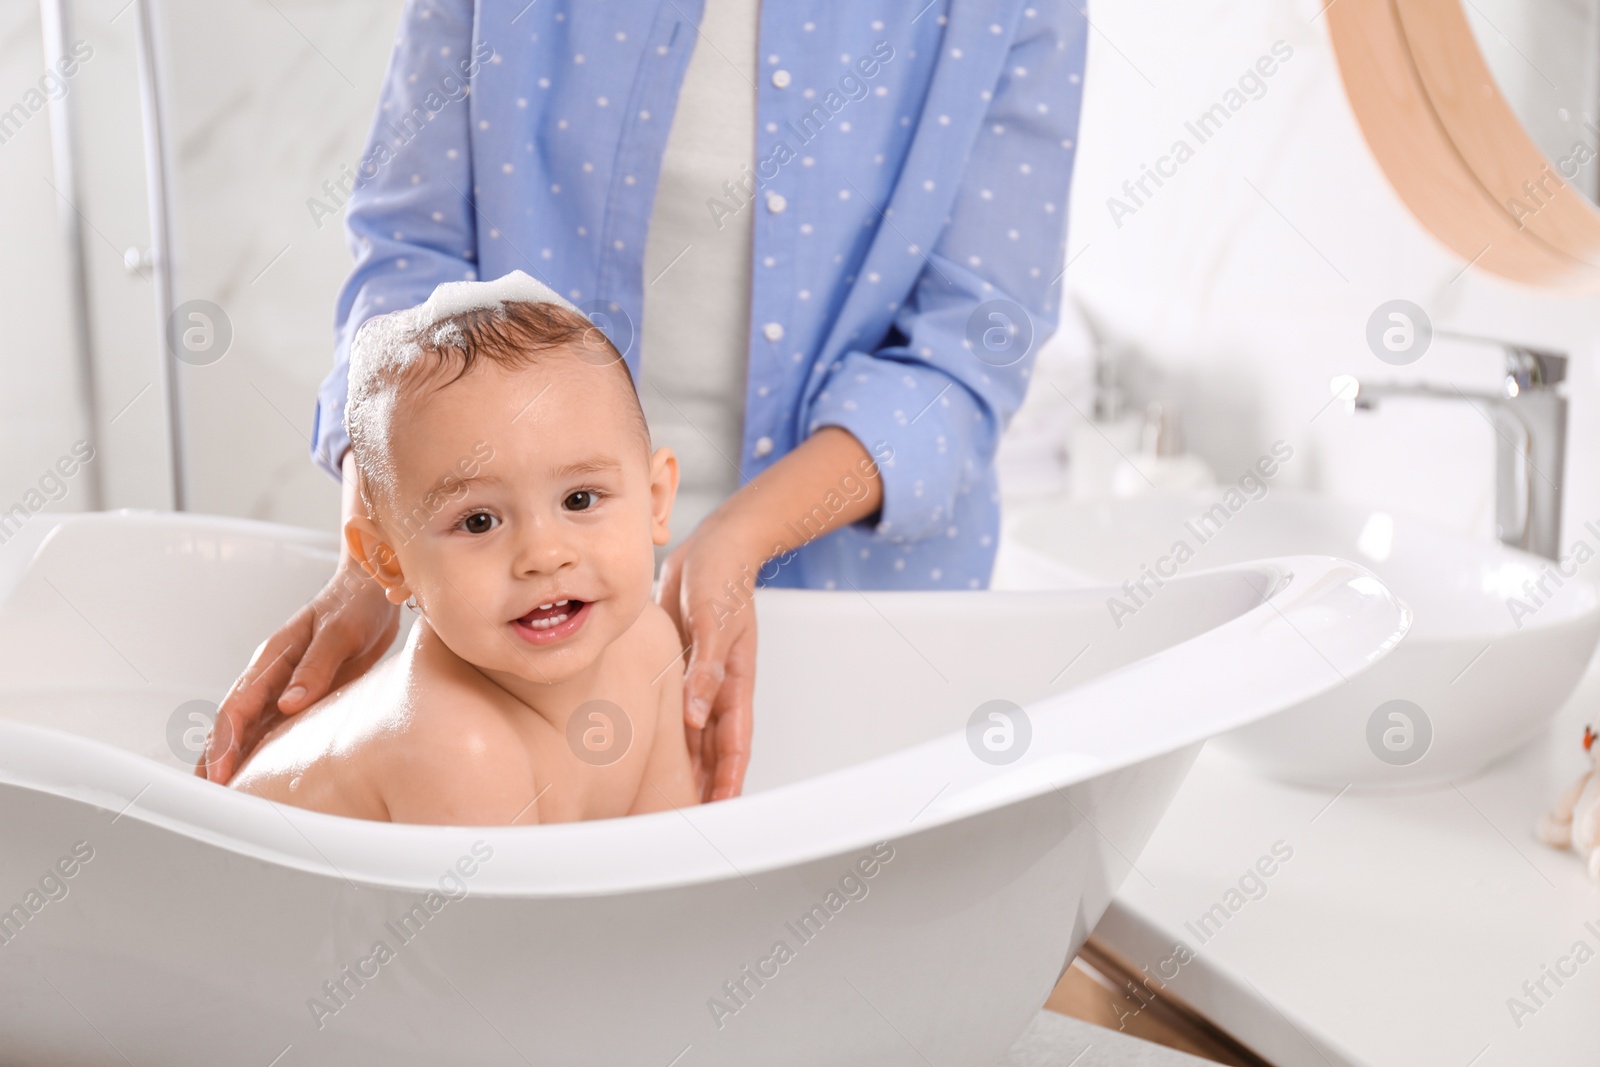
[233,634,540,826]
[390,665,518,758]
[228,663,396,818]
[371,651,541,825]
[633,601,685,669]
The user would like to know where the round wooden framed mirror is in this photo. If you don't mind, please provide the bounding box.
[1327,0,1600,289]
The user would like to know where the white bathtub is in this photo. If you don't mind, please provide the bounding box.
[0,512,1406,1066]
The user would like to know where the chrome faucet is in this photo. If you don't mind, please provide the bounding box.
[1334,339,1568,560]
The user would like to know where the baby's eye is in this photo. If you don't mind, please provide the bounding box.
[564,489,602,512]
[460,511,499,534]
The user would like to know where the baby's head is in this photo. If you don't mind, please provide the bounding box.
[343,270,678,685]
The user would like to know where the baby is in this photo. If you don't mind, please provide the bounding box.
[229,271,697,825]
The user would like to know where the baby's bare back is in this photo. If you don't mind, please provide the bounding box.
[230,603,697,825]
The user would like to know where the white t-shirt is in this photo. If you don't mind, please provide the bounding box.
[638,0,755,567]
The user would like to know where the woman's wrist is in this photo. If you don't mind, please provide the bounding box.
[694,500,780,573]
[704,426,885,570]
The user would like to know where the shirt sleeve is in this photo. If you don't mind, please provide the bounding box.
[799,6,1086,542]
[310,0,483,481]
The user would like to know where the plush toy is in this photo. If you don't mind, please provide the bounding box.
[1537,724,1600,879]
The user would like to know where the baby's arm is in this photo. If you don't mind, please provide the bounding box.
[628,609,700,815]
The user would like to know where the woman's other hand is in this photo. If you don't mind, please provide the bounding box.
[655,513,758,803]
[196,562,399,783]
[196,450,400,783]
[654,427,886,803]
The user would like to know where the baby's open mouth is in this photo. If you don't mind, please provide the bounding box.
[511,598,593,646]
[517,599,584,630]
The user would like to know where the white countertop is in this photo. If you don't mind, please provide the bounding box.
[1092,655,1600,1067]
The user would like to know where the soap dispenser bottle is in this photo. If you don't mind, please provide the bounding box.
[1069,357,1145,498]
[1112,402,1217,496]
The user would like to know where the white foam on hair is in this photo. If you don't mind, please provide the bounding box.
[346,269,582,387]
[417,268,582,323]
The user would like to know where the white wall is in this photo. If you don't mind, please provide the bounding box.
[156,0,404,526]
[1056,0,1600,551]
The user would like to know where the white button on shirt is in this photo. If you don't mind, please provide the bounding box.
[770,69,791,88]
[766,192,787,214]
[763,322,784,342]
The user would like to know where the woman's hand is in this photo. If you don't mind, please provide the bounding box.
[196,450,400,784]
[196,563,400,783]
[655,513,759,803]
[654,427,886,802]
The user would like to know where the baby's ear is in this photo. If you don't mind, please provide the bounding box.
[344,516,410,604]
[648,445,679,547]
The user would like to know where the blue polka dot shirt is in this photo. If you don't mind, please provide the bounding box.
[311,0,1086,591]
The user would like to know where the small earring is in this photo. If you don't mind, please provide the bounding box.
[405,594,418,612]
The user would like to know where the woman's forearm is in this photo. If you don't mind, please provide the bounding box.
[716,425,886,564]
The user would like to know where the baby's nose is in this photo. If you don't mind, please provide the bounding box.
[513,520,580,572]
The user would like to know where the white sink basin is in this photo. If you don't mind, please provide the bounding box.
[997,490,1600,788]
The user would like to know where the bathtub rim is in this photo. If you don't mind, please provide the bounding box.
[0,551,1409,898]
